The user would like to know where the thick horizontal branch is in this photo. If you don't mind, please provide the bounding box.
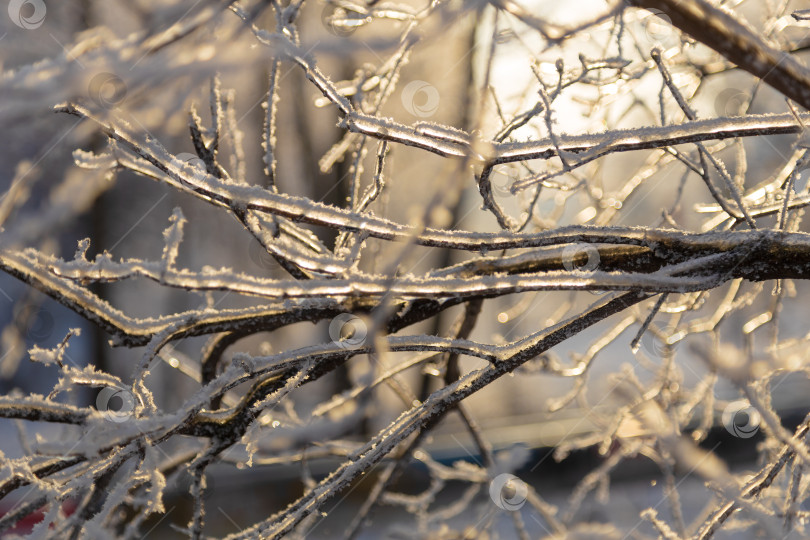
[0,248,466,346]
[4,227,810,351]
[349,111,810,165]
[28,229,810,299]
[38,250,709,299]
[0,396,91,425]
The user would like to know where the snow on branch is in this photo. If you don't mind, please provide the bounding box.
[3,0,810,538]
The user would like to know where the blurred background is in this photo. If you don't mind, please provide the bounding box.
[3,0,810,537]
